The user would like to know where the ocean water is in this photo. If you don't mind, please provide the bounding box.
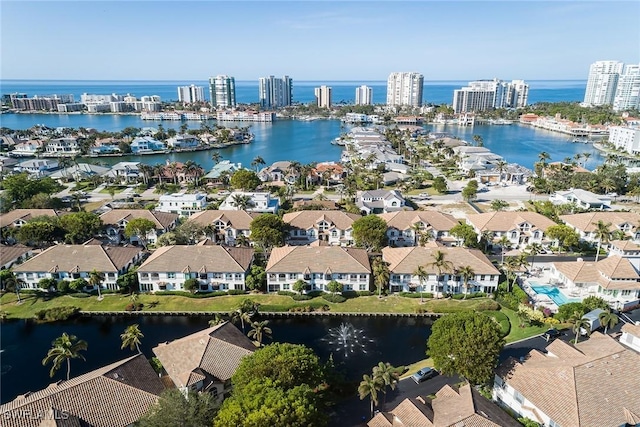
[0,79,586,105]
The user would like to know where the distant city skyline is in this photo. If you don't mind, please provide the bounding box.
[2,1,638,81]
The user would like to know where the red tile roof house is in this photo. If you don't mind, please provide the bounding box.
[152,322,255,405]
[493,332,640,427]
[12,244,143,291]
[0,354,164,427]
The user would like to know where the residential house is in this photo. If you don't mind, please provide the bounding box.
[560,212,640,244]
[265,246,371,293]
[218,191,279,214]
[453,146,504,175]
[156,193,208,217]
[0,354,164,427]
[356,190,408,215]
[12,244,143,290]
[99,209,179,245]
[0,155,18,175]
[187,210,258,245]
[104,161,141,183]
[378,211,460,247]
[130,136,166,153]
[550,188,612,210]
[608,239,640,271]
[90,137,122,154]
[493,332,640,427]
[313,162,346,185]
[620,322,640,353]
[166,134,200,149]
[49,163,110,181]
[152,322,254,404]
[550,256,640,311]
[382,246,500,295]
[258,161,297,185]
[369,383,520,427]
[13,158,59,177]
[44,137,80,156]
[0,244,33,269]
[0,209,62,229]
[203,160,242,183]
[136,245,254,292]
[466,212,557,249]
[283,210,361,246]
[10,139,45,157]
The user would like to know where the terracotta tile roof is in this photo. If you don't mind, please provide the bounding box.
[187,210,259,230]
[283,210,361,231]
[0,244,32,267]
[0,209,61,227]
[0,354,163,427]
[621,322,640,337]
[560,212,640,233]
[382,247,499,275]
[99,209,178,230]
[152,322,254,389]
[377,211,459,232]
[467,212,557,233]
[609,239,640,251]
[266,246,371,273]
[497,333,640,427]
[137,245,254,273]
[552,256,640,290]
[13,245,142,273]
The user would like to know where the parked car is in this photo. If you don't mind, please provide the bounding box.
[411,367,438,384]
[543,328,562,342]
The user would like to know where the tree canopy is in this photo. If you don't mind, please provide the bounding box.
[230,169,261,191]
[249,214,288,251]
[352,215,388,252]
[0,173,62,211]
[427,311,504,384]
[58,212,103,244]
[123,218,156,243]
[449,223,479,248]
[138,389,218,427]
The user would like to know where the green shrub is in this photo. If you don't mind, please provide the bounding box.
[322,294,347,303]
[474,300,500,311]
[57,281,70,293]
[292,294,312,301]
[341,291,360,299]
[277,291,296,297]
[495,282,528,310]
[306,290,325,298]
[356,290,373,296]
[555,302,587,322]
[452,292,486,300]
[34,306,80,322]
[483,310,510,337]
[69,292,90,298]
[154,290,228,298]
[399,292,433,299]
[228,289,247,295]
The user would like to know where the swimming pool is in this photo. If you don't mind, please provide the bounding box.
[529,282,579,306]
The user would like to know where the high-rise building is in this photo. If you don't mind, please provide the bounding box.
[452,79,528,113]
[209,75,236,109]
[177,85,205,103]
[314,86,332,108]
[583,61,624,106]
[613,64,640,112]
[355,85,373,105]
[258,76,293,108]
[386,72,424,107]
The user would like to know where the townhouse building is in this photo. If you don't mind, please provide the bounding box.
[99,209,179,245]
[283,210,361,246]
[378,211,460,247]
[466,212,557,249]
[186,210,258,245]
[559,212,640,244]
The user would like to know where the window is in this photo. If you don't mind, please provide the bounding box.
[225,273,233,280]
[548,420,560,427]
[288,273,297,280]
[283,283,290,290]
[511,232,517,239]
[480,275,486,281]
[359,284,367,291]
[234,273,242,280]
[141,273,149,279]
[303,273,311,280]
[278,273,286,281]
[350,274,358,281]
[199,273,207,280]
[167,272,176,279]
[513,390,524,404]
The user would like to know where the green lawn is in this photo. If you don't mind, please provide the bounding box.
[501,307,548,343]
[98,187,126,194]
[400,357,434,379]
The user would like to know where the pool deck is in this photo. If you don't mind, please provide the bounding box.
[521,264,577,313]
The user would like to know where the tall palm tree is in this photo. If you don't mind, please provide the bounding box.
[88,269,104,300]
[358,374,383,419]
[593,220,612,262]
[230,193,252,210]
[211,152,222,165]
[2,272,24,303]
[372,257,390,298]
[570,312,591,344]
[457,265,475,299]
[495,160,508,182]
[120,324,144,354]
[251,156,265,172]
[498,235,511,265]
[526,243,543,271]
[247,320,272,346]
[167,162,180,185]
[428,250,453,298]
[413,265,429,303]
[42,333,88,380]
[538,151,551,168]
[582,152,592,168]
[208,314,226,326]
[229,310,252,332]
[372,362,402,410]
[598,310,619,334]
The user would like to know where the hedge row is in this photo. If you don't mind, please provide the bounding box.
[34,306,80,322]
[322,294,347,303]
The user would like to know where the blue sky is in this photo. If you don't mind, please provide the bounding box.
[1,1,638,81]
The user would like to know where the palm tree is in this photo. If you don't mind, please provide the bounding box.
[247,320,272,346]
[598,310,619,334]
[372,362,402,410]
[42,333,88,380]
[2,272,24,303]
[251,156,265,172]
[88,269,104,300]
[570,312,591,344]
[413,265,429,303]
[208,314,226,326]
[230,193,252,210]
[593,220,612,262]
[120,324,144,354]
[229,310,252,332]
[582,152,592,168]
[167,162,179,185]
[428,250,453,298]
[538,151,551,168]
[211,152,222,165]
[457,265,475,299]
[526,243,543,271]
[358,374,383,419]
[495,160,508,182]
[372,257,390,298]
[498,235,511,265]
[472,134,483,147]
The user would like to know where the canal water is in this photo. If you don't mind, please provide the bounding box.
[0,315,433,404]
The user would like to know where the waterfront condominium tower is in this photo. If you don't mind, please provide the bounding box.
[177,85,205,103]
[613,64,640,112]
[355,85,373,105]
[209,75,236,109]
[386,72,424,107]
[452,79,529,113]
[258,76,293,108]
[583,60,624,106]
[314,85,332,108]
